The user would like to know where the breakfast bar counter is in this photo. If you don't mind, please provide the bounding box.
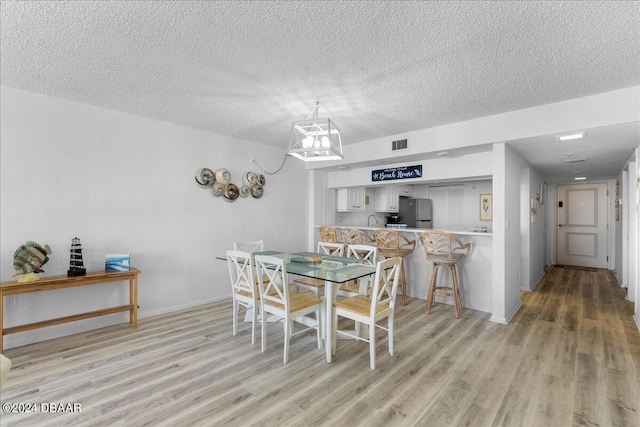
[318,225,493,314]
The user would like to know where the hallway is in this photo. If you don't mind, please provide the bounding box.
[505,266,640,426]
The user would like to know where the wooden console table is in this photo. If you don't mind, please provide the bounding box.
[0,268,140,351]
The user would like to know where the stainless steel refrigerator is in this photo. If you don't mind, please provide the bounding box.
[399,198,433,228]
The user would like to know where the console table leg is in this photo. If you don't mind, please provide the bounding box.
[1,290,4,352]
[130,276,138,328]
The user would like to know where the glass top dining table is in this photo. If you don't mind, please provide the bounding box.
[217,250,377,363]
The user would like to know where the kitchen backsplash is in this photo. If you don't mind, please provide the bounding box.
[335,211,386,227]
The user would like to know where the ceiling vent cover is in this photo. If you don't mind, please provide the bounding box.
[392,139,408,151]
[564,158,588,163]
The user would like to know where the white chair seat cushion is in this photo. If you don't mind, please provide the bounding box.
[334,295,389,316]
[264,292,322,312]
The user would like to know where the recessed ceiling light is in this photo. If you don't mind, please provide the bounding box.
[574,177,587,180]
[437,151,452,157]
[337,165,349,170]
[557,132,586,141]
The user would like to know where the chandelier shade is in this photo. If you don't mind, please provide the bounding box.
[288,115,343,162]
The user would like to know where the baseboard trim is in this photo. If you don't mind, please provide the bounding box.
[139,295,228,319]
[491,300,524,324]
[489,315,507,324]
[505,299,523,323]
[2,295,231,350]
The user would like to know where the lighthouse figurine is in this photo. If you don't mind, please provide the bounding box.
[67,237,87,277]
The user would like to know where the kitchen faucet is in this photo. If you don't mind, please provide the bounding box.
[367,214,379,227]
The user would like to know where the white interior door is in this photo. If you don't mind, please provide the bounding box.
[556,182,609,268]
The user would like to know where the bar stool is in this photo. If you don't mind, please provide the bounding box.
[373,229,416,305]
[419,230,471,318]
[340,227,374,246]
[317,225,340,243]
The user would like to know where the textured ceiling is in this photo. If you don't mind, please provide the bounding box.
[1,1,639,169]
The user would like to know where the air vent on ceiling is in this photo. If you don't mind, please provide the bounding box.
[564,158,588,163]
[392,138,408,151]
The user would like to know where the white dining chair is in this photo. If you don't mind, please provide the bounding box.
[255,254,323,364]
[292,242,345,297]
[226,250,261,345]
[233,239,270,286]
[233,240,264,252]
[338,244,378,297]
[332,257,402,369]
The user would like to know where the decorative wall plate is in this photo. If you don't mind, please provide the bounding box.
[195,168,215,189]
[215,168,231,184]
[223,183,239,202]
[196,168,264,202]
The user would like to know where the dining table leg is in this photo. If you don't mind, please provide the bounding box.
[325,280,335,363]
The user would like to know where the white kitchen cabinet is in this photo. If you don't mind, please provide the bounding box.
[398,185,414,197]
[336,187,366,212]
[374,186,400,212]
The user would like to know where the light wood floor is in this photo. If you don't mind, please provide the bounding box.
[1,267,639,426]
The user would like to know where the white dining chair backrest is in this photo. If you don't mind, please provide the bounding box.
[233,240,264,253]
[346,244,378,266]
[226,249,260,345]
[317,241,344,257]
[255,255,288,310]
[338,244,379,297]
[226,250,257,297]
[370,257,402,318]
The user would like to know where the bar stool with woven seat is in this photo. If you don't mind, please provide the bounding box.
[317,225,340,243]
[373,228,416,305]
[340,227,374,246]
[419,230,471,318]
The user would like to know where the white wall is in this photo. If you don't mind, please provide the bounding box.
[326,152,492,188]
[0,86,309,349]
[428,180,493,231]
[520,165,546,291]
[308,170,334,251]
[614,169,625,287]
[491,143,523,323]
[633,149,640,329]
[627,160,638,303]
[625,148,639,315]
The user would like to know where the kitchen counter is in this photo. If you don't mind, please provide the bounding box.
[315,225,493,314]
[332,225,492,237]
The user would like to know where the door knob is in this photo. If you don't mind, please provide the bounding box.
[558,224,566,227]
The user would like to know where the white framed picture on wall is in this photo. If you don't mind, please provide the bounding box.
[480,193,492,221]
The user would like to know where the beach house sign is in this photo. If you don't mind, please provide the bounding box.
[371,165,422,182]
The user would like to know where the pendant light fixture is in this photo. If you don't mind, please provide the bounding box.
[288,101,343,161]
